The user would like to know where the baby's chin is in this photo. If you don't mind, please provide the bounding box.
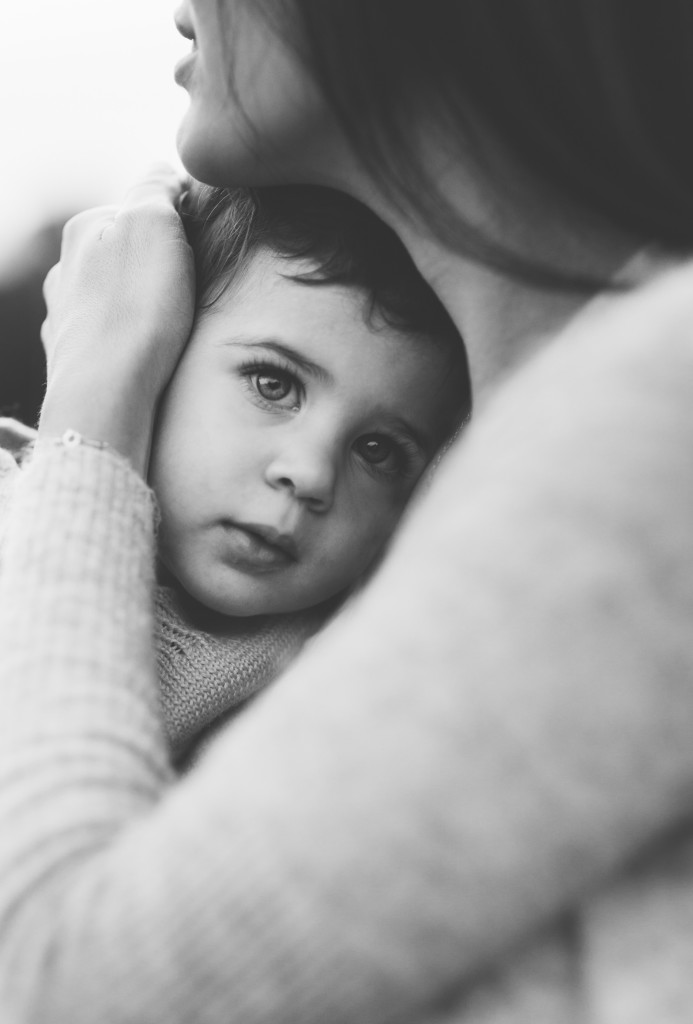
[156,549,330,619]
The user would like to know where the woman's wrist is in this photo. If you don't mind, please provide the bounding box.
[39,377,156,478]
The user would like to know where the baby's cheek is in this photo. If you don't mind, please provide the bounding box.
[347,522,392,576]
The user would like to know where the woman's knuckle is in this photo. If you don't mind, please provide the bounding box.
[63,206,115,243]
[118,203,179,250]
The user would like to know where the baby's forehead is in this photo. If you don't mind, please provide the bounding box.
[191,252,467,435]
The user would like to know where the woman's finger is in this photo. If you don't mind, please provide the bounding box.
[42,263,60,308]
[40,316,50,356]
[41,264,61,365]
[57,206,118,248]
[118,163,186,214]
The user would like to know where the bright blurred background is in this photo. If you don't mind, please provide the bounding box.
[0,0,188,423]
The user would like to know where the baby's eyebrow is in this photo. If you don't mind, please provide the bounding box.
[221,337,332,384]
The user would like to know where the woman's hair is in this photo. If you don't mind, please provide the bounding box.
[266,0,693,273]
[181,181,471,424]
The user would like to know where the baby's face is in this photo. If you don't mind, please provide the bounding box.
[150,250,458,616]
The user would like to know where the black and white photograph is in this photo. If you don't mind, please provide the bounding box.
[1,3,692,1022]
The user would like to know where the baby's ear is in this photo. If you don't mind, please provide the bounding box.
[0,418,38,461]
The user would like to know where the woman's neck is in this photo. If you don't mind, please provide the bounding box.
[362,193,642,405]
[313,134,646,403]
[390,228,595,402]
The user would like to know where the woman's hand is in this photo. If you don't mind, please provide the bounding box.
[40,165,196,476]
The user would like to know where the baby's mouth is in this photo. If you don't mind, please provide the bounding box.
[221,521,298,572]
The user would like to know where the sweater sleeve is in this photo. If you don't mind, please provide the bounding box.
[2,266,693,1024]
[0,446,19,543]
[0,418,35,546]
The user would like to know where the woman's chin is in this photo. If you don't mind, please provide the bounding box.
[175,114,281,188]
[176,119,227,187]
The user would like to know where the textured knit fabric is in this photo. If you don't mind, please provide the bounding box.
[0,434,330,768]
[156,586,332,766]
[2,266,693,1022]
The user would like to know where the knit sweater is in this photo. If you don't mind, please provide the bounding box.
[0,439,332,768]
[2,265,693,1023]
[156,585,333,767]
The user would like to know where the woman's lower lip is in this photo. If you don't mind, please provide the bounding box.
[174,51,196,88]
[221,524,293,573]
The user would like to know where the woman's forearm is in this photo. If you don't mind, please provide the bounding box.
[0,445,20,542]
[0,444,175,1016]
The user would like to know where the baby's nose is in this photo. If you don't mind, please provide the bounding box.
[264,440,338,512]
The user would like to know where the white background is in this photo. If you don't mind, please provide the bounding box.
[0,1,188,274]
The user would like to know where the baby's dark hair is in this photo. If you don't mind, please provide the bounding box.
[180,182,471,426]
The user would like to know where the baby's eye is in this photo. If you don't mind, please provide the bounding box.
[353,432,422,482]
[352,432,395,464]
[255,372,292,402]
[245,365,302,408]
